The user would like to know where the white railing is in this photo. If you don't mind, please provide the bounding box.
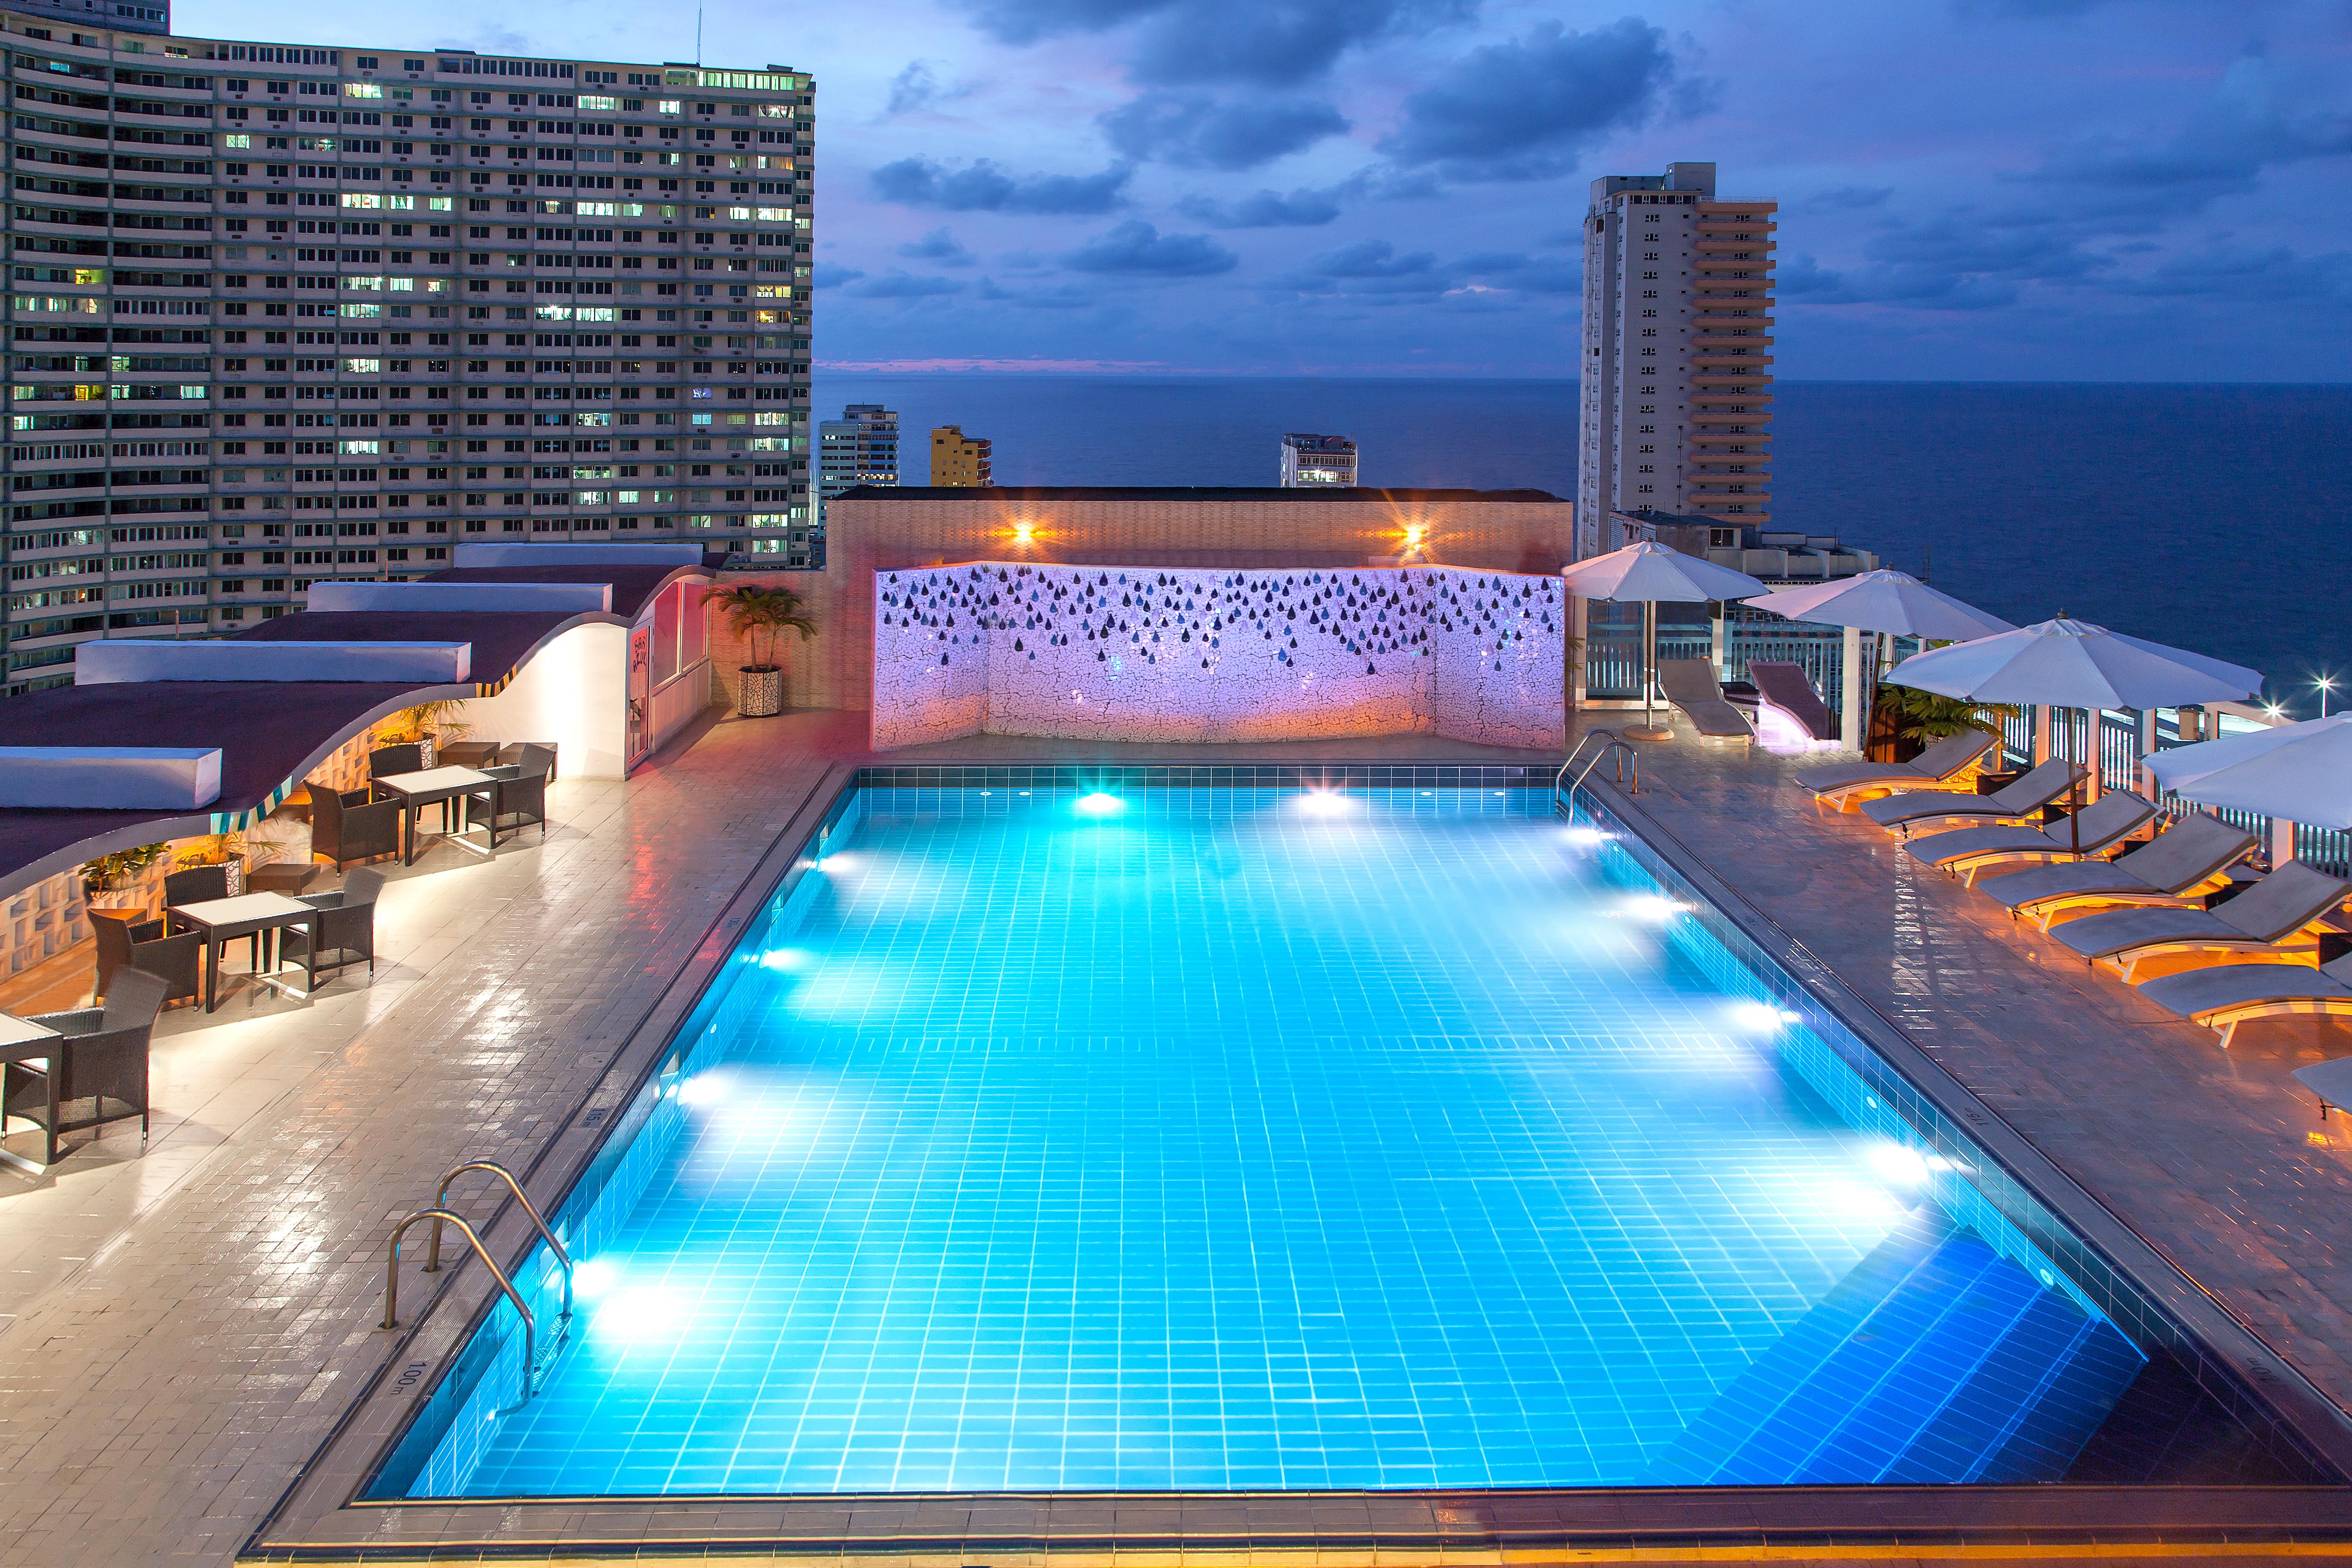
[648,658,712,754]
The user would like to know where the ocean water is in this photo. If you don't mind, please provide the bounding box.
[812,376,2352,714]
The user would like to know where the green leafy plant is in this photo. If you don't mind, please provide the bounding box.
[386,699,472,742]
[1877,683,2018,745]
[709,583,817,672]
[79,843,165,893]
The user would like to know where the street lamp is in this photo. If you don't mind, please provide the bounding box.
[2318,675,2337,720]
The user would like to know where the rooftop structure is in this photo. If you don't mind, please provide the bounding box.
[0,10,814,695]
[1278,431,1357,487]
[1579,162,1775,554]
[928,425,991,487]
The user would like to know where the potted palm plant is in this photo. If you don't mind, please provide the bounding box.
[709,583,816,718]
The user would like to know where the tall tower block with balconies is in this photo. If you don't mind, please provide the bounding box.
[1577,162,1774,557]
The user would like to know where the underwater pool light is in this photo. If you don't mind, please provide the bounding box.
[1296,789,1354,818]
[1620,893,1682,923]
[1559,825,1609,850]
[1867,1140,1933,1191]
[757,948,810,974]
[573,1259,619,1299]
[1075,792,1125,817]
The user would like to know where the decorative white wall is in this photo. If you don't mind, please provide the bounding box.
[462,622,629,778]
[873,562,1565,750]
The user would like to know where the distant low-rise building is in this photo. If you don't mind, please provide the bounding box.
[930,426,993,487]
[1279,433,1358,487]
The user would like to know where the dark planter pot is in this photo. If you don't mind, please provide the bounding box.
[737,666,784,718]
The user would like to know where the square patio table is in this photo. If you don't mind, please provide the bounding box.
[373,766,497,867]
[170,892,319,1013]
[0,1013,60,1051]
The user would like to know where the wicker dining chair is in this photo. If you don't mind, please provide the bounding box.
[7,966,168,1164]
[283,868,385,989]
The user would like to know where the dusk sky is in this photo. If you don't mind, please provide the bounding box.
[189,0,2352,379]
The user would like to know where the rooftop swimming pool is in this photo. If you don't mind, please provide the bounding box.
[368,778,2322,1502]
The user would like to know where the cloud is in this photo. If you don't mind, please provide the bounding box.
[1805,185,1895,211]
[1101,90,1350,170]
[1308,238,1438,279]
[954,0,1474,86]
[870,157,1132,214]
[2019,50,2352,213]
[1062,220,1239,276]
[1176,185,1349,227]
[841,270,968,298]
[2109,244,2352,301]
[810,263,866,288]
[887,62,945,115]
[1377,17,1678,180]
[1454,251,1580,293]
[976,277,1104,308]
[897,227,976,265]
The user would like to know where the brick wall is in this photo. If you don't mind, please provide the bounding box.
[792,492,1576,712]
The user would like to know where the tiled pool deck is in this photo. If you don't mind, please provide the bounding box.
[5,711,2352,1564]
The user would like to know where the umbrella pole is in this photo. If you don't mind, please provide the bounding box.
[1626,600,1669,742]
[2068,707,2083,855]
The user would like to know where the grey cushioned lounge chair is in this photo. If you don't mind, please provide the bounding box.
[2050,859,2352,983]
[2291,1052,2352,1118]
[1656,660,1754,740]
[1747,660,1839,742]
[1977,814,2260,931]
[1793,730,2000,811]
[1861,757,2084,838]
[2144,953,2352,1050]
[1901,789,2159,886]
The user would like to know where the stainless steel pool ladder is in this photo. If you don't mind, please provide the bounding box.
[428,1159,574,1322]
[381,1208,539,1399]
[1558,731,1640,806]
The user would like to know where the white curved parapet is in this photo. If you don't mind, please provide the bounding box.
[0,747,222,809]
[306,581,614,614]
[451,542,704,567]
[74,640,473,685]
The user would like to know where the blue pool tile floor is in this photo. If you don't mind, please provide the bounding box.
[446,788,2126,1496]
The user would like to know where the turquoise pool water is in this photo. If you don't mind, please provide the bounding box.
[389,785,2159,1497]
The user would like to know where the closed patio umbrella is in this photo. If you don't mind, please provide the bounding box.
[1886,613,2263,851]
[2145,712,2352,831]
[1741,570,2017,747]
[1561,542,1767,741]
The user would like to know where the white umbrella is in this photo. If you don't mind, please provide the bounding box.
[1743,571,2016,750]
[2144,712,2352,830]
[1742,569,2015,642]
[1886,613,2264,852]
[1883,614,2260,710]
[1561,542,1767,740]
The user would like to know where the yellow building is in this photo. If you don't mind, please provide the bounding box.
[930,427,995,487]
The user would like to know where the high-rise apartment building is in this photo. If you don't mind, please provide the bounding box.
[1,11,814,693]
[929,425,989,487]
[1577,161,1774,560]
[815,402,894,557]
[1278,431,1355,487]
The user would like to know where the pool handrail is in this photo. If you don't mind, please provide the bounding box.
[382,1207,538,1399]
[1558,731,1640,803]
[428,1159,574,1322]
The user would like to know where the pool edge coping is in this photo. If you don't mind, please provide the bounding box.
[240,761,2352,1563]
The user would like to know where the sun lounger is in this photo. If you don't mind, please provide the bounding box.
[1656,659,1754,740]
[2142,954,2352,1050]
[2049,860,2352,983]
[1861,758,2083,837]
[1901,790,2159,885]
[1793,730,2001,811]
[2291,1053,2352,1117]
[1747,660,1839,742]
[1976,814,2259,931]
